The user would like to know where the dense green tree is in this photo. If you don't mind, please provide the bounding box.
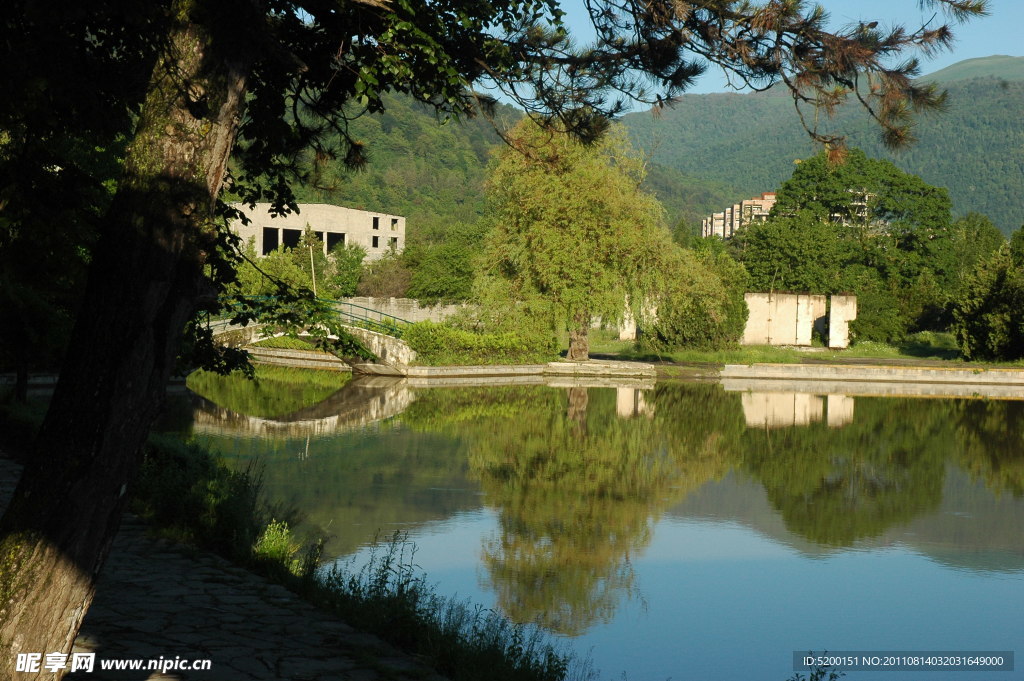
[327,243,367,298]
[772,148,952,231]
[951,240,1024,360]
[0,0,988,668]
[480,121,668,360]
[234,232,366,299]
[356,250,413,298]
[947,212,1006,294]
[733,148,977,341]
[406,221,488,302]
[730,213,847,293]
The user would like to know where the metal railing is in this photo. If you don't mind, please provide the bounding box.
[210,296,410,339]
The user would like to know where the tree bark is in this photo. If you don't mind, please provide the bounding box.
[0,2,250,673]
[567,312,590,361]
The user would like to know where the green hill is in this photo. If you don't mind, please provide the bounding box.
[622,57,1024,233]
[287,56,1024,239]
[287,93,724,238]
[921,55,1024,84]
[290,93,520,243]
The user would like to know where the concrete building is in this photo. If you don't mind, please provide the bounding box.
[230,203,405,261]
[701,192,776,239]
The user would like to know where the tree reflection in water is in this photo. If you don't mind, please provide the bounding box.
[405,384,1024,634]
[405,384,742,635]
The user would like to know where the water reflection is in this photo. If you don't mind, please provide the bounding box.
[739,391,857,428]
[174,378,1024,641]
[190,376,414,439]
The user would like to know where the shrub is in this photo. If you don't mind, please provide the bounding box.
[403,321,558,365]
[647,247,748,350]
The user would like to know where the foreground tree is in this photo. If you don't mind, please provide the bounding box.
[0,0,988,673]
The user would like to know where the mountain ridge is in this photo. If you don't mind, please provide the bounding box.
[622,55,1024,232]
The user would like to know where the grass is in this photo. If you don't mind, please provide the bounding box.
[251,335,317,350]
[318,533,595,681]
[615,344,808,365]
[600,331,1024,367]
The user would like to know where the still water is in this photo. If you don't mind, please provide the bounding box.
[163,377,1024,680]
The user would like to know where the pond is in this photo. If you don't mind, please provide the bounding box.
[162,376,1024,680]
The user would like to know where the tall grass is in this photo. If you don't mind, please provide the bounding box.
[317,533,595,681]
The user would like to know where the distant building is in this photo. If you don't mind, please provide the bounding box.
[230,203,405,261]
[701,192,776,239]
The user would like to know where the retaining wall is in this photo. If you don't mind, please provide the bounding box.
[341,297,463,323]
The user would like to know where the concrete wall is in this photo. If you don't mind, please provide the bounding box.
[741,293,854,347]
[343,326,417,369]
[828,295,858,348]
[341,297,463,323]
[231,203,405,261]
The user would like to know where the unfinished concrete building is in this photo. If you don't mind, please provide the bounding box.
[230,203,405,261]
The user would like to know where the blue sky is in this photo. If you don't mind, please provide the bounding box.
[560,0,1023,94]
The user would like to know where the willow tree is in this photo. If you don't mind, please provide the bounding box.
[481,121,667,360]
[0,0,987,673]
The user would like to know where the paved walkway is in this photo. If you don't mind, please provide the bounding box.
[0,455,447,681]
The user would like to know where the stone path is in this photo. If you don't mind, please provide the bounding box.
[0,455,448,681]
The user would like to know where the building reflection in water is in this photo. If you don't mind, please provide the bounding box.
[739,391,854,428]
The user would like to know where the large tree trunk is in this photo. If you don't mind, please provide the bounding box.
[567,312,590,361]
[0,3,249,673]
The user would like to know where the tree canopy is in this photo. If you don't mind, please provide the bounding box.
[479,120,668,359]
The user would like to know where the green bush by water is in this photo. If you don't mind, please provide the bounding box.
[404,321,558,365]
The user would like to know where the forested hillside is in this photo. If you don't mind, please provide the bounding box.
[290,94,520,242]
[623,56,1024,233]
[286,93,730,237]
[288,57,1024,237]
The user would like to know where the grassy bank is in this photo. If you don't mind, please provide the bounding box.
[0,394,594,681]
[608,331,1024,367]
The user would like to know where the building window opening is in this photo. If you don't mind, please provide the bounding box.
[282,228,301,250]
[261,227,279,255]
[372,217,380,230]
[326,232,345,252]
[372,236,379,248]
[389,237,398,249]
[390,218,398,230]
